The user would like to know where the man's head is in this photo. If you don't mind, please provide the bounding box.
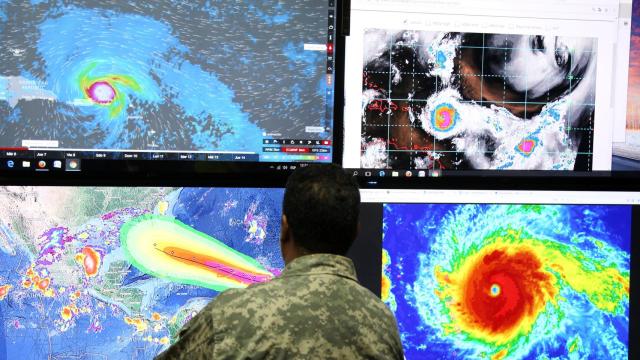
[280,164,360,264]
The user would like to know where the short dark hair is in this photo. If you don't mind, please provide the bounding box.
[283,164,360,255]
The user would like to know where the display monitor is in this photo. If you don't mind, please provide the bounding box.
[343,0,636,175]
[0,186,378,359]
[0,1,338,176]
[359,188,637,359]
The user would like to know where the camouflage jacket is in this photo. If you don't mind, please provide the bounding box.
[155,253,404,360]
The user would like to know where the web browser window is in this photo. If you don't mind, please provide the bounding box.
[613,0,633,143]
[344,0,624,172]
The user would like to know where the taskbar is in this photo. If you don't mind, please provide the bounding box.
[346,168,640,191]
[348,168,622,178]
[0,158,311,186]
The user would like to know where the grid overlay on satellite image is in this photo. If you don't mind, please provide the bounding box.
[361,31,597,170]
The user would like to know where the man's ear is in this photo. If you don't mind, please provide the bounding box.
[280,214,294,264]
[280,214,290,244]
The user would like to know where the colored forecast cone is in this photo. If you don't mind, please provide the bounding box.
[120,215,274,291]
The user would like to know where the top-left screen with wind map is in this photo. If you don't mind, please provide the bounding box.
[0,0,337,169]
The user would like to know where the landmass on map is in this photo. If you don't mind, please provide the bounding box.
[0,76,56,108]
[0,186,284,360]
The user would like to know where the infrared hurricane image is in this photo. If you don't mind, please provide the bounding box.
[0,187,284,359]
[382,204,630,359]
[0,0,330,152]
[361,31,597,170]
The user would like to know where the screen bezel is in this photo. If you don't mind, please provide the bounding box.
[339,0,640,177]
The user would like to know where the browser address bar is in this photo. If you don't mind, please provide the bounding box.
[352,0,619,20]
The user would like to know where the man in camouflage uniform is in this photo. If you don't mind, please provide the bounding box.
[156,164,404,359]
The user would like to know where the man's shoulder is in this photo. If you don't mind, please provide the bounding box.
[338,279,398,323]
[215,277,284,301]
[193,275,403,359]
[213,274,392,318]
[206,278,286,316]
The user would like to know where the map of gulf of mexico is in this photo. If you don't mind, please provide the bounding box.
[0,0,331,152]
[0,187,285,359]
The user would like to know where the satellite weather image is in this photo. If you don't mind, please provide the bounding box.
[0,0,331,153]
[361,31,597,170]
[382,204,630,359]
[0,187,284,359]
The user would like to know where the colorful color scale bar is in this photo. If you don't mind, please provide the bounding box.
[261,155,326,161]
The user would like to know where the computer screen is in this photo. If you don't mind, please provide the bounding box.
[0,1,337,176]
[360,189,636,359]
[0,185,378,359]
[0,187,284,359]
[0,186,284,359]
[343,0,636,175]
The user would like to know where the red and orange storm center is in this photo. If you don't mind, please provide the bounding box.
[85,81,116,104]
[436,244,558,345]
[0,285,11,300]
[75,246,102,278]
